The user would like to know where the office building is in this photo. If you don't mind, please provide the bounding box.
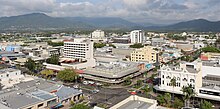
[131,46,158,63]
[130,30,145,43]
[63,39,94,60]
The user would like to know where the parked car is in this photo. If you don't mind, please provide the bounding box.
[73,85,79,89]
[83,81,89,85]
[92,89,99,93]
[95,82,102,86]
[88,81,95,85]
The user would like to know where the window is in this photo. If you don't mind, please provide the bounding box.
[6,74,9,77]
[162,80,164,84]
[190,79,195,83]
[162,75,164,78]
[38,103,44,108]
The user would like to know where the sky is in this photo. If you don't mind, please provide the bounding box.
[0,0,219,24]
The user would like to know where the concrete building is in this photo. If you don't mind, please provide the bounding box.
[110,95,157,109]
[0,79,83,109]
[200,52,220,61]
[131,46,158,63]
[63,39,94,61]
[91,30,105,38]
[130,30,145,43]
[82,61,143,84]
[151,38,164,47]
[156,60,220,102]
[159,61,203,94]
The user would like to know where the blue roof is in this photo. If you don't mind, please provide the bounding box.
[30,90,57,100]
[55,86,82,101]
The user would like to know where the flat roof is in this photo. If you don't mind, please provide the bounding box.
[0,68,19,74]
[30,90,57,100]
[117,100,153,109]
[1,93,42,109]
[55,86,82,101]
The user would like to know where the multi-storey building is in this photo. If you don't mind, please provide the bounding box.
[91,30,105,38]
[131,46,158,63]
[63,39,94,60]
[130,30,145,43]
[159,61,203,94]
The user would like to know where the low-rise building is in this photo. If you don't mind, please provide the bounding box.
[110,95,157,109]
[0,79,83,109]
[82,61,141,84]
[151,38,164,47]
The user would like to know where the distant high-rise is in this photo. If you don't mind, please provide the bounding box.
[91,30,105,38]
[130,30,145,43]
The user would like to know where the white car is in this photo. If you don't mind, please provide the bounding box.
[73,85,79,89]
[95,82,102,86]
[88,81,95,84]
[83,81,89,85]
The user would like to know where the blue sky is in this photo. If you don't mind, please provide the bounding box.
[0,0,219,24]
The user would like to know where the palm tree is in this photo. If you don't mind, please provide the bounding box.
[157,94,165,106]
[164,93,171,107]
[181,84,196,108]
[142,85,152,98]
[170,78,176,101]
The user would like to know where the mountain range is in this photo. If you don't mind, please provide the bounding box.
[0,13,220,32]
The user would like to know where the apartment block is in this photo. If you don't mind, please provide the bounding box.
[130,30,145,43]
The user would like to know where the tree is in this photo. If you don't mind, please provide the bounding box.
[157,94,165,106]
[70,103,90,109]
[141,85,152,97]
[46,55,59,65]
[173,97,184,109]
[201,46,220,53]
[24,58,36,71]
[47,41,64,47]
[109,44,116,48]
[123,77,132,86]
[94,43,106,48]
[41,70,54,78]
[200,100,214,109]
[170,78,176,101]
[164,93,171,107]
[181,84,196,107]
[57,69,78,82]
[129,43,144,48]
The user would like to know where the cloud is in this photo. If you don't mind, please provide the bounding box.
[0,0,219,24]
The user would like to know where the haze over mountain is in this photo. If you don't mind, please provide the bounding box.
[0,13,220,32]
[0,13,143,31]
[147,19,220,32]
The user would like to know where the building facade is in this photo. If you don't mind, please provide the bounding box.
[131,46,158,63]
[159,61,203,94]
[63,39,94,60]
[91,30,105,38]
[130,30,145,43]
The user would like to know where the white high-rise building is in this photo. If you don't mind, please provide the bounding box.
[91,30,105,38]
[63,38,94,60]
[130,30,145,43]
